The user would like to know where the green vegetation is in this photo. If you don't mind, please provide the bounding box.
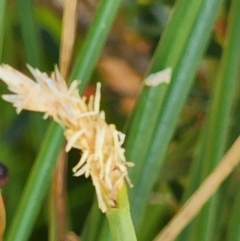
[0,0,240,240]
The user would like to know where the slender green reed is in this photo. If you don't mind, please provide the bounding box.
[127,0,223,231]
[0,0,6,61]
[106,185,137,241]
[16,0,42,67]
[6,0,125,240]
[178,0,240,240]
[95,1,223,239]
[6,123,64,241]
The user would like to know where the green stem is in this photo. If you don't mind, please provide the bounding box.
[178,0,240,240]
[70,0,122,87]
[127,0,223,230]
[0,191,6,241]
[16,0,46,147]
[16,0,42,67]
[81,199,104,241]
[228,185,240,241]
[6,0,124,240]
[49,186,58,241]
[0,0,6,62]
[96,0,224,239]
[106,184,137,241]
[6,124,64,241]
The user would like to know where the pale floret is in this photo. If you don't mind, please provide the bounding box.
[0,64,133,212]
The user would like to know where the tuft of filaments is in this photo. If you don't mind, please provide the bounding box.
[0,64,134,212]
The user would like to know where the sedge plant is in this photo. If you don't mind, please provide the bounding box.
[1,0,240,241]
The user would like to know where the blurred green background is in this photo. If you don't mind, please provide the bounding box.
[1,0,240,240]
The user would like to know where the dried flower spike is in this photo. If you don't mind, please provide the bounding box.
[0,64,134,212]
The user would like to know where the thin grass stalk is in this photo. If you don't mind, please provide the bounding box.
[106,185,137,241]
[16,0,46,147]
[96,1,224,239]
[69,0,122,86]
[177,0,240,239]
[227,182,240,241]
[127,0,223,231]
[154,136,240,241]
[49,149,68,241]
[0,0,6,62]
[0,192,6,241]
[223,66,240,241]
[1,7,15,66]
[16,0,41,67]
[81,199,104,241]
[6,0,123,240]
[59,0,77,78]
[49,1,77,240]
[6,123,64,241]
[223,86,240,241]
[74,0,138,235]
[125,0,205,181]
[0,163,8,241]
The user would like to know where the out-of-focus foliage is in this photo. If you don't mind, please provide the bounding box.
[0,0,240,240]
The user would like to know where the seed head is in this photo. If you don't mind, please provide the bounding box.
[0,65,133,212]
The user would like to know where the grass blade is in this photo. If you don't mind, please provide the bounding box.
[16,0,47,146]
[106,185,137,241]
[127,0,223,231]
[6,123,64,241]
[0,0,6,62]
[69,0,122,87]
[228,186,240,241]
[49,1,77,240]
[178,0,240,239]
[6,0,123,240]
[96,1,223,239]
[154,137,240,241]
[16,0,42,67]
